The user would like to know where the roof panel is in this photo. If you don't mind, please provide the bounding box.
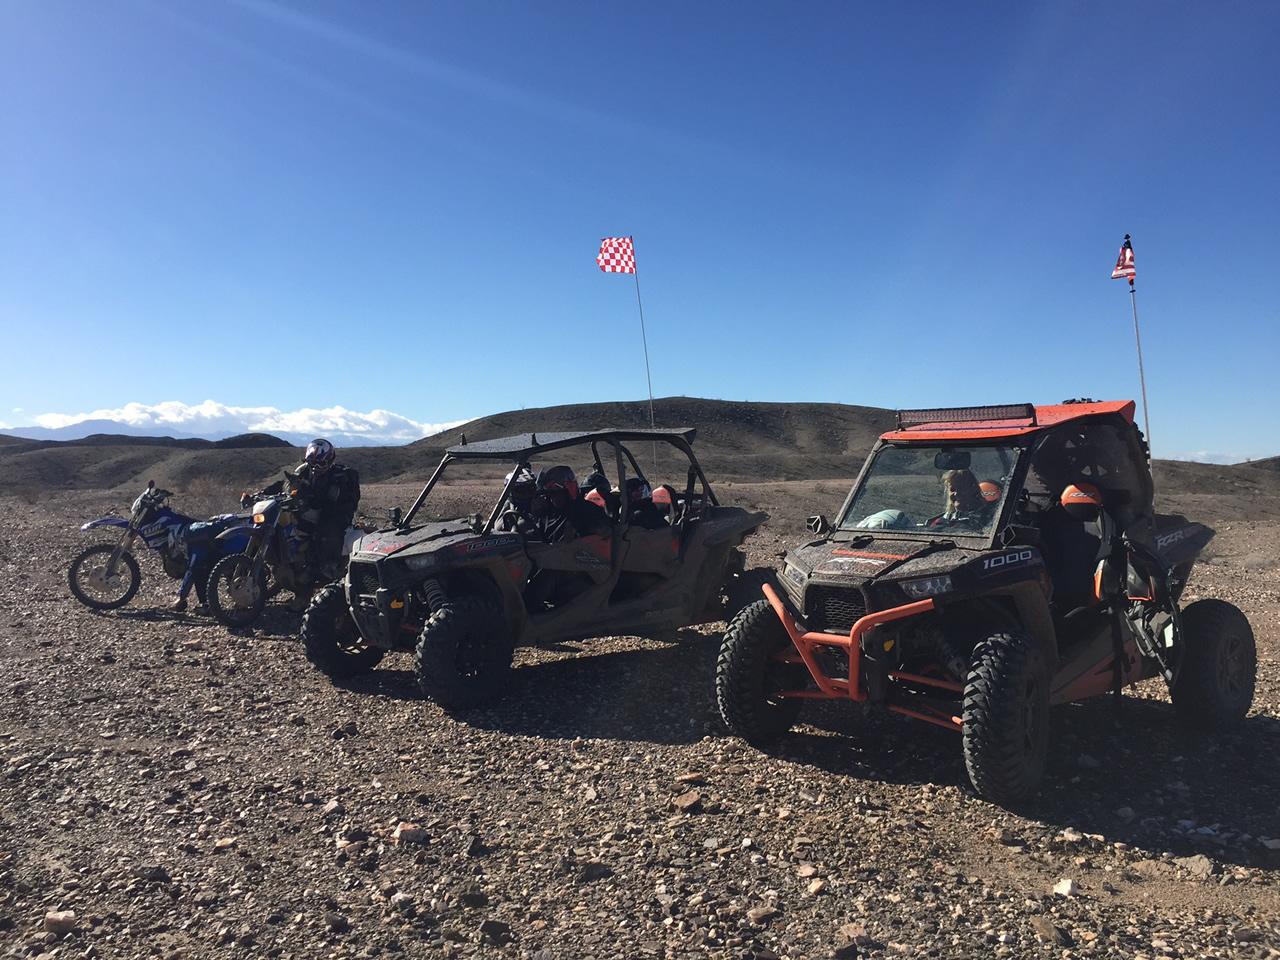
[881,400,1135,442]
[444,427,697,459]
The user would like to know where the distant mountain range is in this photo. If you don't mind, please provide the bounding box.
[0,420,403,448]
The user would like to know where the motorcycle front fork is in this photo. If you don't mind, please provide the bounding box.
[108,529,140,575]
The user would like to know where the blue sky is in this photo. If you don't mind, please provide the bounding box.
[2,1,1277,461]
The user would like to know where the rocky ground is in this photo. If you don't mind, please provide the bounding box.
[2,483,1278,959]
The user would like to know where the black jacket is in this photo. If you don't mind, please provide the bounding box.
[538,496,612,542]
[295,462,360,526]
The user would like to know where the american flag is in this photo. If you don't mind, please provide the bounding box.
[597,237,636,274]
[1111,235,1136,281]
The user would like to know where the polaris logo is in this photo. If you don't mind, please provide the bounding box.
[460,536,518,552]
[982,549,1035,572]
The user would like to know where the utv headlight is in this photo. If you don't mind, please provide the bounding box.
[783,562,805,587]
[902,575,953,600]
[404,554,436,572]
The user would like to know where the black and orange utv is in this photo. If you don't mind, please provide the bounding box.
[716,400,1256,806]
[302,428,766,710]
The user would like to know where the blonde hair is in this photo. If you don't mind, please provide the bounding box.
[942,469,984,516]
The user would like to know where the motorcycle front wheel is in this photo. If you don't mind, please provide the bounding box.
[208,553,269,627]
[69,544,142,610]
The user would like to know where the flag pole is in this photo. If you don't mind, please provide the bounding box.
[1112,234,1152,464]
[1128,275,1152,461]
[598,235,657,462]
[631,237,657,434]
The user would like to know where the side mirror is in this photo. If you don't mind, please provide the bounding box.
[389,507,403,527]
[934,450,972,471]
[1001,524,1042,547]
[807,514,831,536]
[240,492,252,507]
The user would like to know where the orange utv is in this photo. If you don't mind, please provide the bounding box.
[716,400,1256,806]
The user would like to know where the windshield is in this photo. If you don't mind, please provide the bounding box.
[838,443,1019,537]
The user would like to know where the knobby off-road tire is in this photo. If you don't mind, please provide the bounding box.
[962,631,1049,807]
[1170,599,1256,731]
[301,582,383,679]
[68,544,141,610]
[716,598,804,744]
[208,553,268,627]
[415,597,513,710]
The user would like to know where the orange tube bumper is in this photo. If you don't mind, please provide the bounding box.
[761,583,935,701]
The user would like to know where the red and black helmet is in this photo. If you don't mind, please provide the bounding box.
[537,465,579,499]
[304,438,337,474]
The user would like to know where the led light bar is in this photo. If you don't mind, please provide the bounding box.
[895,404,1036,429]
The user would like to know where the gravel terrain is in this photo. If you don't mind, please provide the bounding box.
[2,483,1278,959]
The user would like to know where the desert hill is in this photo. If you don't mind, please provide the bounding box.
[0,398,893,495]
[2,398,1278,518]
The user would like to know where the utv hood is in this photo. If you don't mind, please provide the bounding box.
[786,536,978,587]
[352,519,487,559]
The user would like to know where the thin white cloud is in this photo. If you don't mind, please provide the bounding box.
[1168,451,1243,466]
[29,401,468,445]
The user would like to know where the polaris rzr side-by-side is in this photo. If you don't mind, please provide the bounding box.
[716,400,1257,806]
[302,428,767,708]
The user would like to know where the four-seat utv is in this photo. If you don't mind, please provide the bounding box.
[302,428,766,708]
[716,400,1256,806]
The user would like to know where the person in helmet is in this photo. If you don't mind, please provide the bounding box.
[497,466,539,533]
[625,477,668,529]
[290,438,361,596]
[534,465,612,542]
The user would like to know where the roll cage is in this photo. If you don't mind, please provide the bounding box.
[399,427,719,533]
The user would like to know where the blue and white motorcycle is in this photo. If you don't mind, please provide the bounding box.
[68,481,248,611]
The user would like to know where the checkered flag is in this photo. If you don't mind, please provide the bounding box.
[597,237,636,274]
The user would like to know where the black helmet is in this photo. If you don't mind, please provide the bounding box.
[625,477,653,502]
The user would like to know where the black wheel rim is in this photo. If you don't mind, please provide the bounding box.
[456,627,488,679]
[333,614,367,656]
[1217,632,1248,701]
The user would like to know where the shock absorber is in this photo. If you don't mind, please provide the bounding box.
[421,578,448,614]
[930,628,970,682]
